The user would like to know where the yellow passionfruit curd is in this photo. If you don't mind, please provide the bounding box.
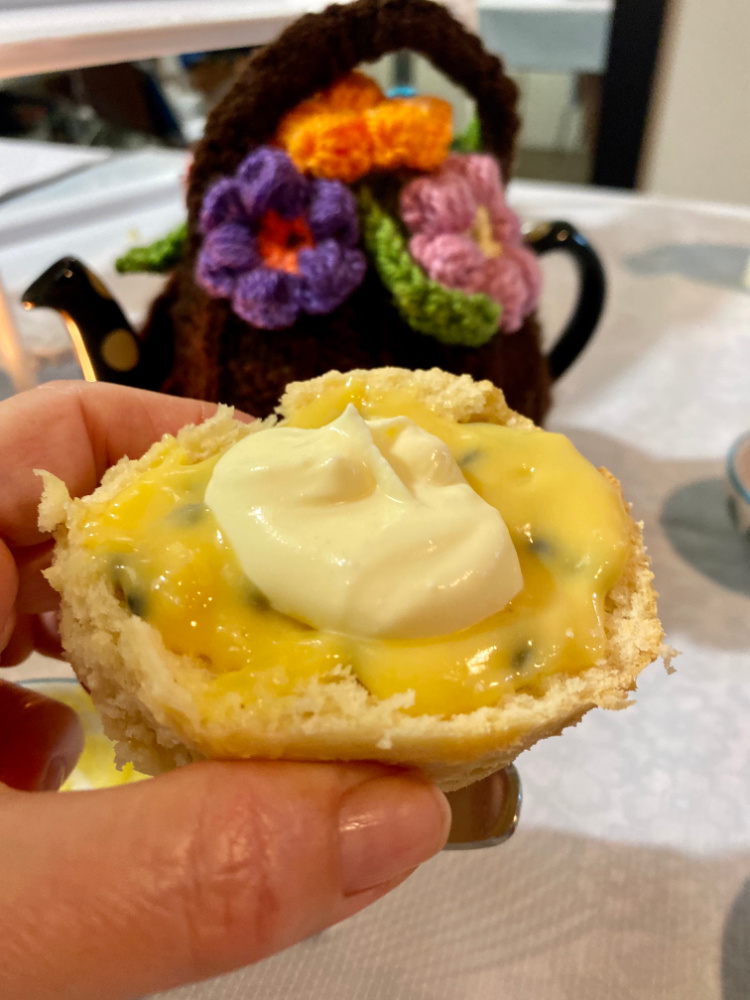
[80,380,631,717]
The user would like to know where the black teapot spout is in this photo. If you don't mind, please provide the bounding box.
[22,257,173,390]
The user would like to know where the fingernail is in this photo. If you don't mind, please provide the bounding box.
[40,756,67,792]
[339,773,451,895]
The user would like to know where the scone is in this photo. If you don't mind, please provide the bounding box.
[40,368,664,791]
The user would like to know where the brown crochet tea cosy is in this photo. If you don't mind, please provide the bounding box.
[144,0,557,422]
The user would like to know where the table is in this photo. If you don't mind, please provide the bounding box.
[3,147,750,999]
[0,138,109,203]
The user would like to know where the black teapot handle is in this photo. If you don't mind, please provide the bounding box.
[526,221,606,381]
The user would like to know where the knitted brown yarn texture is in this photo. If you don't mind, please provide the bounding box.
[147,0,553,423]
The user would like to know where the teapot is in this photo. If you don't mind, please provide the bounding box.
[22,0,605,424]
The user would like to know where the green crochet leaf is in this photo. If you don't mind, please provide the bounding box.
[358,188,500,348]
[115,220,188,274]
[452,116,482,153]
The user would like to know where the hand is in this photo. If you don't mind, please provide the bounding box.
[0,381,451,1000]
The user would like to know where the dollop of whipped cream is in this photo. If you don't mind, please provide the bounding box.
[205,405,523,638]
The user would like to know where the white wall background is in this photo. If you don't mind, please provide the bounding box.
[641,0,750,206]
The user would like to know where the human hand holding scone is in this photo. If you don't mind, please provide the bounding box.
[0,381,450,1000]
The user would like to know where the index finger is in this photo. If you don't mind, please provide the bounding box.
[0,381,242,549]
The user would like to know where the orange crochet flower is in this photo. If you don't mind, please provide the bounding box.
[275,73,452,182]
[280,111,374,185]
[366,96,452,173]
[312,70,384,114]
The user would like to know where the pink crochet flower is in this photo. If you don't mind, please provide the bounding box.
[399,154,542,333]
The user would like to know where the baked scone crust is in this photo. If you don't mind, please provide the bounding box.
[40,368,664,791]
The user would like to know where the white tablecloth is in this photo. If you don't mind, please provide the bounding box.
[2,148,750,1000]
[0,139,109,202]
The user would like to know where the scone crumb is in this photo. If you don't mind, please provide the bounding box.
[660,644,679,675]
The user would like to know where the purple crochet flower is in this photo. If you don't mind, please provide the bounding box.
[196,147,366,329]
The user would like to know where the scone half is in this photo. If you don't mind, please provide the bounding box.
[40,368,664,791]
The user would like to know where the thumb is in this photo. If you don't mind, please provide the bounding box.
[0,760,450,1000]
